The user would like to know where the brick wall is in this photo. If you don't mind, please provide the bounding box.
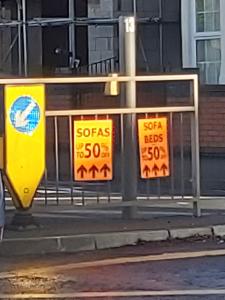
[199,95,225,150]
[46,85,225,153]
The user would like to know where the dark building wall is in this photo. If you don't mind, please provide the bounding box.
[3,0,42,75]
[41,0,69,75]
[41,0,88,75]
[27,0,42,75]
[75,0,88,67]
[42,0,68,17]
[115,0,181,72]
[137,0,181,72]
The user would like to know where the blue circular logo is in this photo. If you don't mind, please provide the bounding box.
[10,96,40,135]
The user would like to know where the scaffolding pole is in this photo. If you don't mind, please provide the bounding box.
[133,0,137,17]
[22,0,27,76]
[69,0,76,69]
[17,0,22,75]
[0,17,162,28]
[0,1,164,76]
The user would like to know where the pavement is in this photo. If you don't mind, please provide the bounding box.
[2,203,225,257]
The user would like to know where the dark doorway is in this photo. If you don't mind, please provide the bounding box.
[41,0,88,75]
[75,0,88,68]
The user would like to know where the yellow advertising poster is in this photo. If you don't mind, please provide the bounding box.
[4,84,45,209]
[74,120,113,181]
[138,117,170,179]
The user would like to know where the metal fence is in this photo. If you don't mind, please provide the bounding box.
[75,57,119,76]
[0,75,199,212]
[26,74,199,211]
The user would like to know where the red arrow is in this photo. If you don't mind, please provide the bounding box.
[161,163,168,176]
[143,165,151,177]
[100,164,111,177]
[152,164,159,176]
[89,165,99,178]
[77,165,87,178]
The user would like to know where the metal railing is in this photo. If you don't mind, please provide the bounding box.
[0,74,199,214]
[76,57,119,75]
[41,106,197,206]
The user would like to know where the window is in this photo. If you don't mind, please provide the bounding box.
[196,38,221,83]
[196,0,220,32]
[182,0,225,84]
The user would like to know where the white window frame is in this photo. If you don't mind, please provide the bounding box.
[181,0,225,84]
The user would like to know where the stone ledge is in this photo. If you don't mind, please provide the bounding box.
[95,232,139,249]
[212,225,225,238]
[0,226,219,256]
[169,227,212,239]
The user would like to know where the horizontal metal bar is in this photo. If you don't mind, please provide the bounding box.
[31,197,194,210]
[0,76,128,84]
[135,74,198,82]
[8,195,223,205]
[46,106,195,117]
[0,74,197,85]
[0,17,178,28]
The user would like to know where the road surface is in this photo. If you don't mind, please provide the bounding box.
[1,237,225,298]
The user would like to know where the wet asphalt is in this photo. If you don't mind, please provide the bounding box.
[1,238,225,299]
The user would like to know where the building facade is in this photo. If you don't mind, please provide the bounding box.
[0,0,224,86]
[182,0,225,84]
[0,0,181,76]
[0,0,225,194]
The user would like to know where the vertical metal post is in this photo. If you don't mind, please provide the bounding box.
[192,76,201,217]
[119,17,125,74]
[54,116,59,205]
[69,0,76,69]
[169,112,175,200]
[22,0,28,76]
[120,114,125,199]
[69,115,74,204]
[17,0,22,75]
[159,0,163,70]
[124,17,136,107]
[119,16,128,212]
[0,170,5,241]
[180,113,185,199]
[122,16,137,219]
[133,0,137,16]
[44,168,48,206]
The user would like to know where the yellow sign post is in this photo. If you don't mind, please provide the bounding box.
[3,84,45,209]
[138,117,170,179]
[74,120,113,181]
